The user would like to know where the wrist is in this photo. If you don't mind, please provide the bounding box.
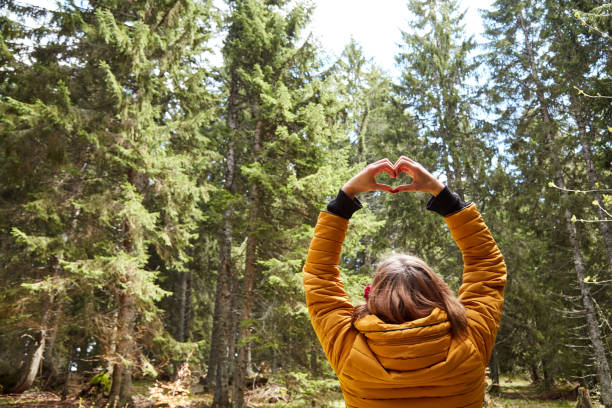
[341,184,358,199]
[430,180,444,196]
[328,189,363,219]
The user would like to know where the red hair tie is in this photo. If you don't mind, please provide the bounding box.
[363,284,371,300]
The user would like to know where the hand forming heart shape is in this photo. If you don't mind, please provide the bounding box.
[341,156,444,199]
[374,163,414,188]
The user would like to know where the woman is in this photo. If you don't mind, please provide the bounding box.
[303,157,506,408]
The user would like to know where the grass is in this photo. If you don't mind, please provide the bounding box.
[0,375,604,407]
[493,398,577,408]
[488,376,604,408]
[269,397,345,408]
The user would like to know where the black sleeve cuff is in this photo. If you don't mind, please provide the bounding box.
[426,186,467,217]
[326,189,363,219]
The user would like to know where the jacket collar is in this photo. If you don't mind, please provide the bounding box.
[354,307,449,334]
[352,308,453,371]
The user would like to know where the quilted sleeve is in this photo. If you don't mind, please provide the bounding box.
[445,204,507,364]
[303,211,357,373]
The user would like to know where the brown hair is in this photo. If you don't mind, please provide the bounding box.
[353,254,468,338]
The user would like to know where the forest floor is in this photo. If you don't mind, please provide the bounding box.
[0,376,604,407]
[487,377,603,408]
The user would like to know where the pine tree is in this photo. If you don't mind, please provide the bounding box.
[330,40,394,275]
[546,1,612,404]
[484,0,611,401]
[389,0,495,281]
[548,1,612,271]
[396,0,490,201]
[0,0,217,402]
[206,1,365,405]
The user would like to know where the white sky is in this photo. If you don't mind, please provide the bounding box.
[308,0,493,76]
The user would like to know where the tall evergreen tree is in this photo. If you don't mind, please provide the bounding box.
[396,0,490,201]
[548,2,612,271]
[331,40,394,275]
[206,1,367,405]
[390,0,495,281]
[0,0,217,403]
[546,2,612,404]
[484,0,611,402]
[392,0,506,385]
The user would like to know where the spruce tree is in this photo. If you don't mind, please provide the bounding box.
[206,1,365,405]
[0,0,216,402]
[484,0,611,401]
[330,40,394,275]
[395,0,490,201]
[390,0,495,283]
[546,2,612,404]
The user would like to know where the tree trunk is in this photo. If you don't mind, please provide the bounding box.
[206,273,222,392]
[209,71,239,407]
[518,12,612,407]
[232,230,257,407]
[107,309,118,378]
[210,174,235,408]
[10,330,46,394]
[439,129,464,200]
[488,346,500,393]
[542,358,554,392]
[42,302,65,389]
[171,270,191,377]
[571,98,612,271]
[564,209,612,408]
[440,141,456,191]
[185,271,192,340]
[310,342,319,376]
[108,170,143,407]
[576,387,593,408]
[233,120,262,408]
[246,342,253,377]
[12,255,63,394]
[357,103,369,163]
[109,290,136,408]
[226,267,240,397]
[447,144,465,200]
[176,271,188,342]
[530,364,541,385]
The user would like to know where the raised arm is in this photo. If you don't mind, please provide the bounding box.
[394,156,507,363]
[445,204,506,364]
[303,209,355,372]
[303,159,395,372]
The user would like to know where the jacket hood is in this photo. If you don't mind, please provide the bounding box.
[353,307,451,371]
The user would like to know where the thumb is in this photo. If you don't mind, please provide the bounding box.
[393,184,418,193]
[374,183,395,193]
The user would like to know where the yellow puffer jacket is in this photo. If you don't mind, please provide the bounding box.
[303,204,506,408]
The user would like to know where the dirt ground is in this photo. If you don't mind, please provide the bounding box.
[0,376,605,408]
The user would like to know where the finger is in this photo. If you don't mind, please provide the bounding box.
[369,161,396,178]
[371,158,392,165]
[395,160,418,176]
[373,158,396,176]
[393,183,418,193]
[369,158,393,171]
[367,159,393,174]
[393,159,411,173]
[393,156,415,167]
[374,183,395,193]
